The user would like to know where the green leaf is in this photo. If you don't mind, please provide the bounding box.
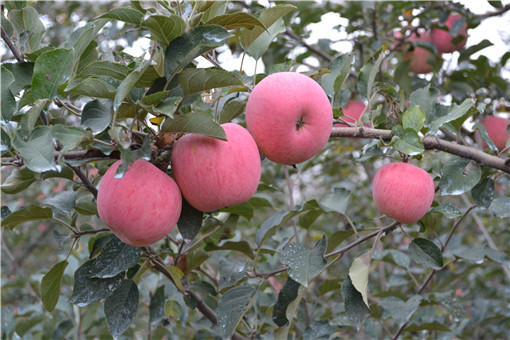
[357,50,384,100]
[439,157,482,196]
[205,240,254,259]
[142,15,185,46]
[218,258,248,291]
[0,167,36,194]
[114,60,151,112]
[12,126,58,172]
[428,99,474,136]
[89,237,140,279]
[42,190,76,213]
[207,12,266,30]
[471,178,494,209]
[51,124,87,153]
[69,259,125,307]
[1,204,53,230]
[164,25,232,82]
[458,39,493,63]
[78,61,130,81]
[99,7,144,25]
[104,280,139,338]
[80,99,112,134]
[430,203,462,218]
[319,187,351,214]
[393,128,425,156]
[255,209,301,247]
[177,198,204,242]
[349,251,371,307]
[1,66,16,121]
[489,197,510,218]
[402,105,426,132]
[272,278,302,327]
[408,238,443,269]
[220,99,245,124]
[10,7,44,52]
[40,260,68,312]
[213,286,257,339]
[321,53,354,97]
[179,68,243,96]
[32,48,73,100]
[341,276,370,331]
[280,236,327,287]
[160,112,226,140]
[326,230,354,253]
[453,245,508,264]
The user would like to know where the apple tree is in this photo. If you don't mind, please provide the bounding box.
[1,1,509,339]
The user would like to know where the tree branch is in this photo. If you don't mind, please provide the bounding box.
[1,27,24,62]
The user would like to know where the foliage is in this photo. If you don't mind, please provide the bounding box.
[1,1,509,339]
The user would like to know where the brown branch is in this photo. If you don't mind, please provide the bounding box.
[1,27,24,62]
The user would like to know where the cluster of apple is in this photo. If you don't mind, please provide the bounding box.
[398,14,468,74]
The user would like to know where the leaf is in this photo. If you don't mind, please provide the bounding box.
[12,126,58,172]
[321,53,354,97]
[408,238,443,269]
[177,198,204,242]
[1,204,52,230]
[458,39,493,63]
[430,203,462,218]
[402,105,426,132]
[113,60,151,112]
[393,128,425,156]
[42,190,76,213]
[341,276,370,331]
[179,68,243,96]
[32,48,73,100]
[428,99,474,136]
[51,124,87,153]
[66,77,116,99]
[471,178,495,209]
[104,280,139,337]
[439,157,482,196]
[89,236,140,279]
[1,167,36,194]
[319,187,351,214]
[1,66,16,121]
[160,112,227,140]
[69,259,124,307]
[489,197,510,218]
[213,286,257,339]
[255,209,301,247]
[207,12,266,30]
[280,236,327,287]
[357,50,384,100]
[326,230,354,253]
[99,7,144,25]
[142,15,185,46]
[40,260,68,312]
[164,25,233,82]
[80,99,112,134]
[272,278,301,327]
[453,245,508,264]
[218,258,248,291]
[349,251,371,307]
[78,61,130,81]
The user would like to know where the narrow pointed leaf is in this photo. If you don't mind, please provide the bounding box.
[41,260,68,312]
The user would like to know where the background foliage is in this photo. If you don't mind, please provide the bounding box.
[1,1,509,339]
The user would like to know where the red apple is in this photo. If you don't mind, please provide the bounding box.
[171,123,261,212]
[475,115,509,152]
[245,72,333,165]
[403,32,439,74]
[337,100,369,127]
[97,159,182,247]
[431,14,468,53]
[372,162,435,224]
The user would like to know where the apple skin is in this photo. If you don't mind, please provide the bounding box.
[431,14,468,53]
[245,72,333,165]
[475,115,510,151]
[97,159,182,247]
[337,100,369,127]
[372,162,435,224]
[171,123,261,212]
[403,32,439,74]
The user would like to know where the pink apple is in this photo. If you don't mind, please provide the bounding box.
[337,100,369,127]
[403,32,440,74]
[245,72,333,165]
[97,159,182,247]
[171,123,261,212]
[372,162,435,224]
[475,115,509,151]
[431,14,468,53]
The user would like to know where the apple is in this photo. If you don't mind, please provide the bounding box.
[431,14,468,53]
[403,32,439,74]
[97,159,182,247]
[372,162,435,224]
[245,72,333,165]
[171,123,261,212]
[475,115,509,152]
[337,100,369,127]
